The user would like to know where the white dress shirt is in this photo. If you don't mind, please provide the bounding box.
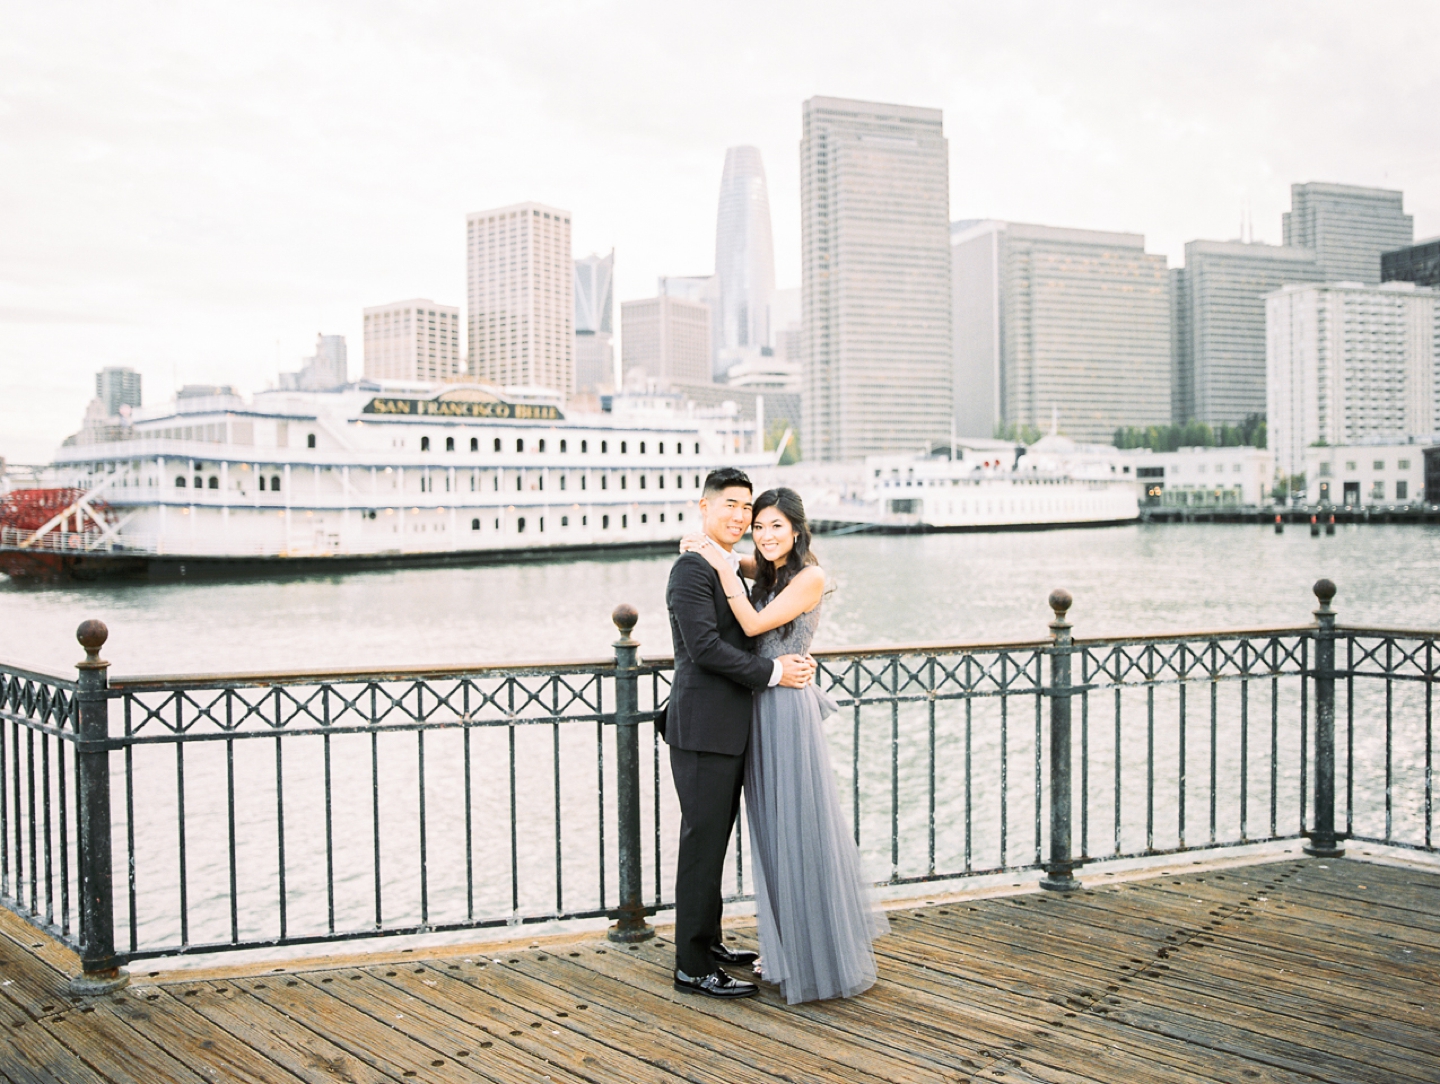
[714,542,784,688]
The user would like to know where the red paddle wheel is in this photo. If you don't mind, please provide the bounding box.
[0,487,116,580]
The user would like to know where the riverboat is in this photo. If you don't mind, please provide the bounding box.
[769,437,1140,532]
[0,382,765,581]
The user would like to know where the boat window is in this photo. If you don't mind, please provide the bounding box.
[620,476,627,490]
[693,475,700,488]
[601,440,608,453]
[193,475,202,488]
[622,514,628,528]
[602,514,610,529]
[539,439,546,453]
[677,512,683,522]
[601,476,607,490]
[581,440,588,453]
[561,515,569,527]
[494,437,502,452]
[538,517,544,532]
[560,439,567,453]
[621,441,627,454]
[658,475,664,489]
[271,476,281,491]
[516,439,524,453]
[560,476,566,491]
[658,442,664,454]
[307,434,316,449]
[471,518,480,530]
[581,476,587,490]
[208,477,218,489]
[694,442,700,454]
[421,436,431,452]
[516,476,522,491]
[470,437,478,452]
[641,513,647,524]
[639,476,646,489]
[446,437,455,452]
[258,476,265,491]
[676,475,682,489]
[517,517,526,533]
[175,476,186,487]
[639,441,646,454]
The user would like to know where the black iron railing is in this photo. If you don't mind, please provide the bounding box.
[0,579,1434,990]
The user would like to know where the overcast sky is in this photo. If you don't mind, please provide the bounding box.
[2,0,1437,463]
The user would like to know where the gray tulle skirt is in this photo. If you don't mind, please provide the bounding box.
[746,683,889,1004]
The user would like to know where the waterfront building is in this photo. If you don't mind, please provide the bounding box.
[281,333,350,391]
[620,296,712,390]
[1283,183,1413,284]
[801,96,953,460]
[714,146,777,382]
[96,366,142,417]
[363,301,462,384]
[466,202,574,396]
[1267,281,1436,481]
[1124,445,1273,508]
[1171,241,1322,426]
[574,252,615,396]
[951,219,1171,444]
[1306,439,1434,506]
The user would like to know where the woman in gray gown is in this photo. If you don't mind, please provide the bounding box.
[685,487,888,1004]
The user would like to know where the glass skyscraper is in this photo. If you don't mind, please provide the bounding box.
[574,251,615,395]
[714,146,776,381]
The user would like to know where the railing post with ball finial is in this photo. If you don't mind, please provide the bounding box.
[1041,590,1082,892]
[607,604,653,943]
[71,620,128,993]
[1305,579,1344,857]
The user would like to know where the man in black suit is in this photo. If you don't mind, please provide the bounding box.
[665,467,815,998]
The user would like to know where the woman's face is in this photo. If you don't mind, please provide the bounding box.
[752,506,796,566]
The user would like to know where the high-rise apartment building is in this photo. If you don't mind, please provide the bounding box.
[574,251,615,395]
[620,296,712,390]
[95,366,141,417]
[363,301,462,383]
[1282,183,1413,284]
[715,146,776,381]
[1267,281,1436,480]
[951,220,1171,444]
[801,96,953,460]
[466,202,573,394]
[1171,240,1322,425]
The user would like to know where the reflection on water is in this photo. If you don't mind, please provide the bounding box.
[3,523,1437,674]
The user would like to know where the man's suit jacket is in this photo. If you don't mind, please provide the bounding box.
[664,551,775,756]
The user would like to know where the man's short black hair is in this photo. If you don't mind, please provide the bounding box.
[702,467,753,498]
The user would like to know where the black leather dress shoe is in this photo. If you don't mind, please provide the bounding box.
[710,941,760,967]
[673,968,758,998]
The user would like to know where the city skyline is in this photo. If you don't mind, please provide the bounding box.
[4,1,1440,461]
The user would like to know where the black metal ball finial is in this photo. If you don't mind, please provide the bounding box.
[1048,589,1073,620]
[612,604,638,637]
[76,619,109,660]
[1313,579,1337,605]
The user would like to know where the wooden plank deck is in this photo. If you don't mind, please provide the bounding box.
[1,855,1436,1083]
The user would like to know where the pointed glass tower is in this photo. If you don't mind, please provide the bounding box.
[714,146,776,380]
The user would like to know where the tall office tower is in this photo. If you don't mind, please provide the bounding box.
[620,296,712,389]
[302,333,349,389]
[466,202,574,394]
[574,251,615,395]
[95,366,141,417]
[1282,183,1413,284]
[363,301,462,383]
[659,274,720,376]
[1171,241,1322,425]
[714,146,776,381]
[1267,281,1436,480]
[802,96,953,460]
[950,220,1171,444]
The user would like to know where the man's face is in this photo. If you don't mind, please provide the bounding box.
[698,486,753,548]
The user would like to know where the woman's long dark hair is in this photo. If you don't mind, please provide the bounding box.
[749,487,818,638]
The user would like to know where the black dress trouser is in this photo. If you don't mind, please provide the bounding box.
[669,745,746,977]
